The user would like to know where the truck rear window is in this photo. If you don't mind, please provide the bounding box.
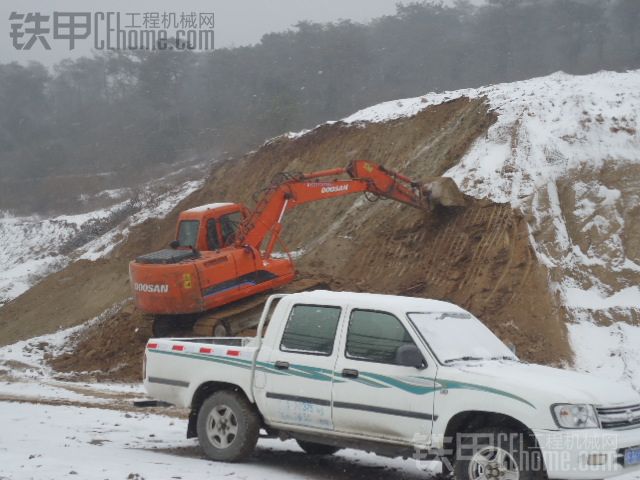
[280,305,341,356]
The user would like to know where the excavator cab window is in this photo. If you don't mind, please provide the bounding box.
[206,219,221,250]
[177,220,200,248]
[219,211,243,246]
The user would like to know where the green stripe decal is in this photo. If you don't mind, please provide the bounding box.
[150,350,535,409]
[433,378,536,409]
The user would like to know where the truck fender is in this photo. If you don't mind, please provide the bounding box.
[439,410,540,464]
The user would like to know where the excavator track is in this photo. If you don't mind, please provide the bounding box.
[151,278,329,337]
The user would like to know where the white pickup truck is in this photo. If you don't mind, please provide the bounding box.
[144,291,640,480]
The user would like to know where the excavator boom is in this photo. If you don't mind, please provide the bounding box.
[129,159,464,336]
[235,160,455,255]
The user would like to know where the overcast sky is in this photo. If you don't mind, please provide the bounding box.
[1,0,408,67]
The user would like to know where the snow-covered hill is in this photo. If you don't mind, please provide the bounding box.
[0,173,204,307]
[1,69,639,480]
[292,69,640,390]
[4,71,638,391]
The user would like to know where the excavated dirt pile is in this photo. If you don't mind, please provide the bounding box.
[3,96,572,381]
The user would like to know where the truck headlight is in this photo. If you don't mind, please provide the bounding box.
[552,404,599,429]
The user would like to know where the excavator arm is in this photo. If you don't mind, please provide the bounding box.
[235,160,464,257]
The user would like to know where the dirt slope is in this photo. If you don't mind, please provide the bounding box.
[2,96,572,380]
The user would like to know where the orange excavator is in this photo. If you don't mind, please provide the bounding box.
[129,160,465,335]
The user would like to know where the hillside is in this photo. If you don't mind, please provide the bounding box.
[2,70,639,388]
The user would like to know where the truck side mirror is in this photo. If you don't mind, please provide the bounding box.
[169,240,180,249]
[396,344,426,369]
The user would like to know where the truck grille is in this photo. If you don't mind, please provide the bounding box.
[597,404,640,429]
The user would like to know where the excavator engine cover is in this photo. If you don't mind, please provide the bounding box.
[136,249,199,265]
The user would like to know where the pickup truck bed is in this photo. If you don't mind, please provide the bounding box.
[146,337,258,407]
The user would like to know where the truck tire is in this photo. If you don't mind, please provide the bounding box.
[296,439,341,455]
[196,390,260,462]
[454,426,545,480]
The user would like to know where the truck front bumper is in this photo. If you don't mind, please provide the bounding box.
[534,427,640,479]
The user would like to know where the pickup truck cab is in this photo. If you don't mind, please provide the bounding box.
[144,291,640,480]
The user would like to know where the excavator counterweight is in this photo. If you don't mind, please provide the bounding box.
[129,160,464,336]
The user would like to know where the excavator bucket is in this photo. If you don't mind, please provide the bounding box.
[422,177,466,209]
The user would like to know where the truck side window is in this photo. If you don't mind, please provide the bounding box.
[346,310,416,365]
[219,211,243,246]
[280,305,341,356]
[206,219,220,250]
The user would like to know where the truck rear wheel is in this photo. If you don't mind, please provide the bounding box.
[454,426,545,480]
[296,439,341,455]
[196,390,260,462]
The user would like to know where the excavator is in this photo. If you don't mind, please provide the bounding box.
[129,160,465,336]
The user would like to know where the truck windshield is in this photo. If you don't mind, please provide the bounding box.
[408,312,517,364]
[178,220,200,248]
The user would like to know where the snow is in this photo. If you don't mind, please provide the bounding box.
[279,69,640,397]
[0,176,204,306]
[271,248,305,260]
[0,209,113,304]
[0,315,635,480]
[0,381,110,404]
[438,71,640,205]
[285,69,639,205]
[0,401,442,480]
[409,312,516,363]
[285,129,311,139]
[184,202,234,213]
[0,299,133,372]
[0,319,439,480]
[342,93,458,124]
[569,321,640,393]
[288,69,640,394]
[3,70,640,478]
[79,179,203,261]
[564,286,640,310]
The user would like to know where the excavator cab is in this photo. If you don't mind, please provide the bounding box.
[175,203,247,252]
[130,201,295,320]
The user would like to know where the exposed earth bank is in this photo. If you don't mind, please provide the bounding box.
[0,95,574,381]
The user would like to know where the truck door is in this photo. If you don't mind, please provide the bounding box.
[332,309,437,444]
[257,303,343,430]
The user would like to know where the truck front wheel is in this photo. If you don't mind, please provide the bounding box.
[196,390,260,462]
[454,426,545,480]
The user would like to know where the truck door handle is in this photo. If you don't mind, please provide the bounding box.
[342,368,359,378]
[274,361,290,370]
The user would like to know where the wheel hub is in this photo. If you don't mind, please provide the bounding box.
[206,404,239,449]
[483,462,502,479]
[470,445,520,480]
